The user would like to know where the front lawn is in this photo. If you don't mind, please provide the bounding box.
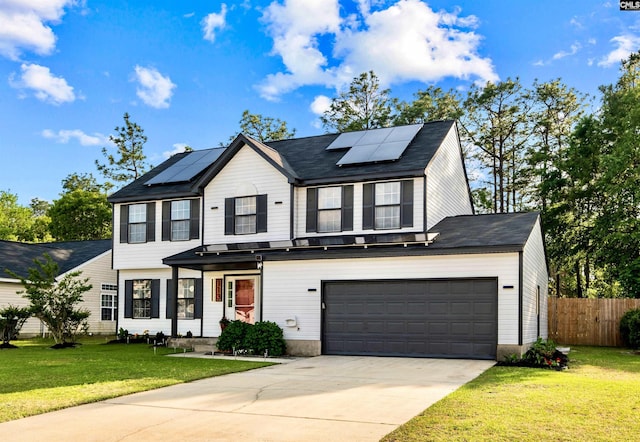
[383,346,640,441]
[0,337,272,423]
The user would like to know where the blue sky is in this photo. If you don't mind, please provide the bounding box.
[1,0,639,205]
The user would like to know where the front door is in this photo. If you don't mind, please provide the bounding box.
[227,276,259,324]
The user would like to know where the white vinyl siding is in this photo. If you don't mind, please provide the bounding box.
[425,124,473,229]
[203,145,291,244]
[113,201,201,270]
[522,217,549,344]
[260,252,520,345]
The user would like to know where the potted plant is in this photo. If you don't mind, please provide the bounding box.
[219,316,230,331]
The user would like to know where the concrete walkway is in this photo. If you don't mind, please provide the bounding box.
[0,356,494,441]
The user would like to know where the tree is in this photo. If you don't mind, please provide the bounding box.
[0,305,31,348]
[48,190,112,241]
[233,110,296,143]
[589,52,640,296]
[321,71,394,132]
[0,191,36,241]
[394,86,464,125]
[462,78,532,213]
[96,112,151,185]
[9,254,91,346]
[62,172,112,194]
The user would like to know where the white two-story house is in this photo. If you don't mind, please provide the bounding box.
[108,120,548,360]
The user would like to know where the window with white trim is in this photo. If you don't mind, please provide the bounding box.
[177,278,195,319]
[317,187,342,232]
[101,283,117,321]
[132,279,152,319]
[128,204,147,243]
[374,181,401,229]
[235,196,257,234]
[171,200,190,241]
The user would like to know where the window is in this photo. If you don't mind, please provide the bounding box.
[317,187,342,232]
[162,199,200,241]
[124,279,159,319]
[128,204,147,243]
[375,182,401,229]
[101,284,117,321]
[306,186,353,233]
[120,203,155,243]
[235,196,257,234]
[177,278,195,319]
[132,280,152,319]
[166,278,203,320]
[171,200,190,240]
[363,180,413,230]
[225,195,267,235]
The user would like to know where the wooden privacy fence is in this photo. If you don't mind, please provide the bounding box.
[548,297,640,347]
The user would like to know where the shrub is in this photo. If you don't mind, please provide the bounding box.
[245,321,286,356]
[620,308,640,349]
[216,320,251,352]
[522,337,557,366]
[0,305,31,346]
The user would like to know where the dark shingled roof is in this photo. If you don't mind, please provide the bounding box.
[427,212,540,252]
[108,120,456,203]
[1,239,111,279]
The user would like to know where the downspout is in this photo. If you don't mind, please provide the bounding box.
[115,269,120,337]
[290,184,295,240]
[423,175,428,231]
[171,266,179,337]
[259,260,264,322]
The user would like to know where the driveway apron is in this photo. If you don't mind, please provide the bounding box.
[0,355,493,441]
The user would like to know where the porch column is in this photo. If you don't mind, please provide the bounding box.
[171,265,179,337]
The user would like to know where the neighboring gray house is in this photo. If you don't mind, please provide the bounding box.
[1,240,117,337]
[108,120,548,360]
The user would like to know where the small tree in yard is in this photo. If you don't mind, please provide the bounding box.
[8,254,92,347]
[0,305,31,348]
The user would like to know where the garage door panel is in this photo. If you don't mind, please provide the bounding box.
[323,278,497,359]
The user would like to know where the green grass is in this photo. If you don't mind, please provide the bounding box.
[0,337,272,423]
[383,346,640,441]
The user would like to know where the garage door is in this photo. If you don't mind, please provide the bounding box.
[322,278,497,359]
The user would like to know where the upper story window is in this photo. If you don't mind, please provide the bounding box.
[306,186,353,233]
[225,195,267,235]
[162,199,200,241]
[363,180,413,230]
[120,203,155,244]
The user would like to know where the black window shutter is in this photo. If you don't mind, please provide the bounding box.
[306,188,318,233]
[194,278,203,319]
[146,202,156,242]
[257,194,268,233]
[161,201,171,241]
[342,185,354,231]
[362,183,375,230]
[120,205,129,243]
[224,198,235,235]
[150,279,160,318]
[190,199,200,240]
[401,180,414,227]
[124,280,133,318]
[166,279,175,319]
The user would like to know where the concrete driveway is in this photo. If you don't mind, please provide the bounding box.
[0,355,493,441]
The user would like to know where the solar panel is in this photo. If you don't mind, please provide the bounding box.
[336,123,423,166]
[145,147,225,185]
[326,131,366,150]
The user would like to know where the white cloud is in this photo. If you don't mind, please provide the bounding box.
[257,0,497,100]
[202,4,227,42]
[552,42,581,60]
[163,143,190,159]
[132,65,176,109]
[0,0,74,60]
[9,63,76,104]
[598,35,640,67]
[42,128,110,146]
[310,95,332,116]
